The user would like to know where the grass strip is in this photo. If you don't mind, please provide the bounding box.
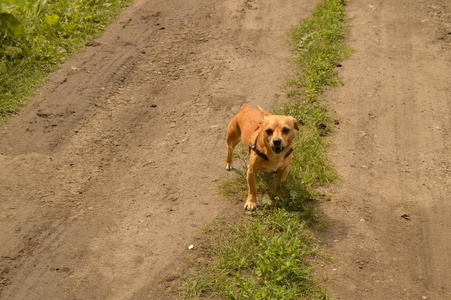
[0,0,132,121]
[277,0,352,188]
[179,0,351,299]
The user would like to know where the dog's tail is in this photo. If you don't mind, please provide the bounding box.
[240,103,250,111]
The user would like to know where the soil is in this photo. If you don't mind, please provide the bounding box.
[318,0,451,299]
[0,0,449,299]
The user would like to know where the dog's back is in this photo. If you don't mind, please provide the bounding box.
[232,104,263,146]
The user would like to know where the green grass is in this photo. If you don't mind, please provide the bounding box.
[0,0,132,121]
[178,0,351,299]
[180,212,327,300]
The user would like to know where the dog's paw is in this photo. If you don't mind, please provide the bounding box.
[225,164,233,171]
[244,201,257,211]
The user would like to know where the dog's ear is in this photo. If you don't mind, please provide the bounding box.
[257,105,271,117]
[292,117,300,131]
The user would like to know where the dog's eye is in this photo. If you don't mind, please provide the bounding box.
[282,128,290,134]
[265,129,273,135]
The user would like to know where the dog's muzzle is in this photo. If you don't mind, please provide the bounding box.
[271,137,285,154]
[272,146,285,154]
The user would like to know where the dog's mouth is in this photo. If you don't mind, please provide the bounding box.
[271,146,285,154]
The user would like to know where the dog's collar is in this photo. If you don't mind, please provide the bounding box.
[248,133,293,161]
[249,135,269,161]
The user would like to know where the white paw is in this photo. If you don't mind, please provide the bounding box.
[244,201,257,211]
[225,164,233,171]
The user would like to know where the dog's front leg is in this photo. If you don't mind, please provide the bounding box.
[245,166,258,210]
[276,165,291,191]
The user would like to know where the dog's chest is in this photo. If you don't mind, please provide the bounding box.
[261,160,287,173]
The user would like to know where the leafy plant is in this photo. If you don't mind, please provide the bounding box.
[0,0,47,38]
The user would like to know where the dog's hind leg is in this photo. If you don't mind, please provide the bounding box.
[225,119,241,170]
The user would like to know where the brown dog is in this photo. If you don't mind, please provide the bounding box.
[225,104,299,210]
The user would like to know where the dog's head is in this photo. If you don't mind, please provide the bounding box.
[258,106,299,155]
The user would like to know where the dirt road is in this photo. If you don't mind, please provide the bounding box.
[0,0,449,299]
[319,0,451,299]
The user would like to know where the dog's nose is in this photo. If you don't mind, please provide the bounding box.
[273,137,282,146]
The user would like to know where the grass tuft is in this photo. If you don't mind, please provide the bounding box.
[180,0,352,299]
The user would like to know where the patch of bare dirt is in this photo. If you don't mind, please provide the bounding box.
[318,0,451,299]
[0,0,315,299]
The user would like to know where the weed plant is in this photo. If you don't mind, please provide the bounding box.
[0,0,131,120]
[179,0,351,299]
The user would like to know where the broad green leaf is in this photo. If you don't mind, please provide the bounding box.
[44,14,59,25]
[0,12,24,38]
[0,1,19,14]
